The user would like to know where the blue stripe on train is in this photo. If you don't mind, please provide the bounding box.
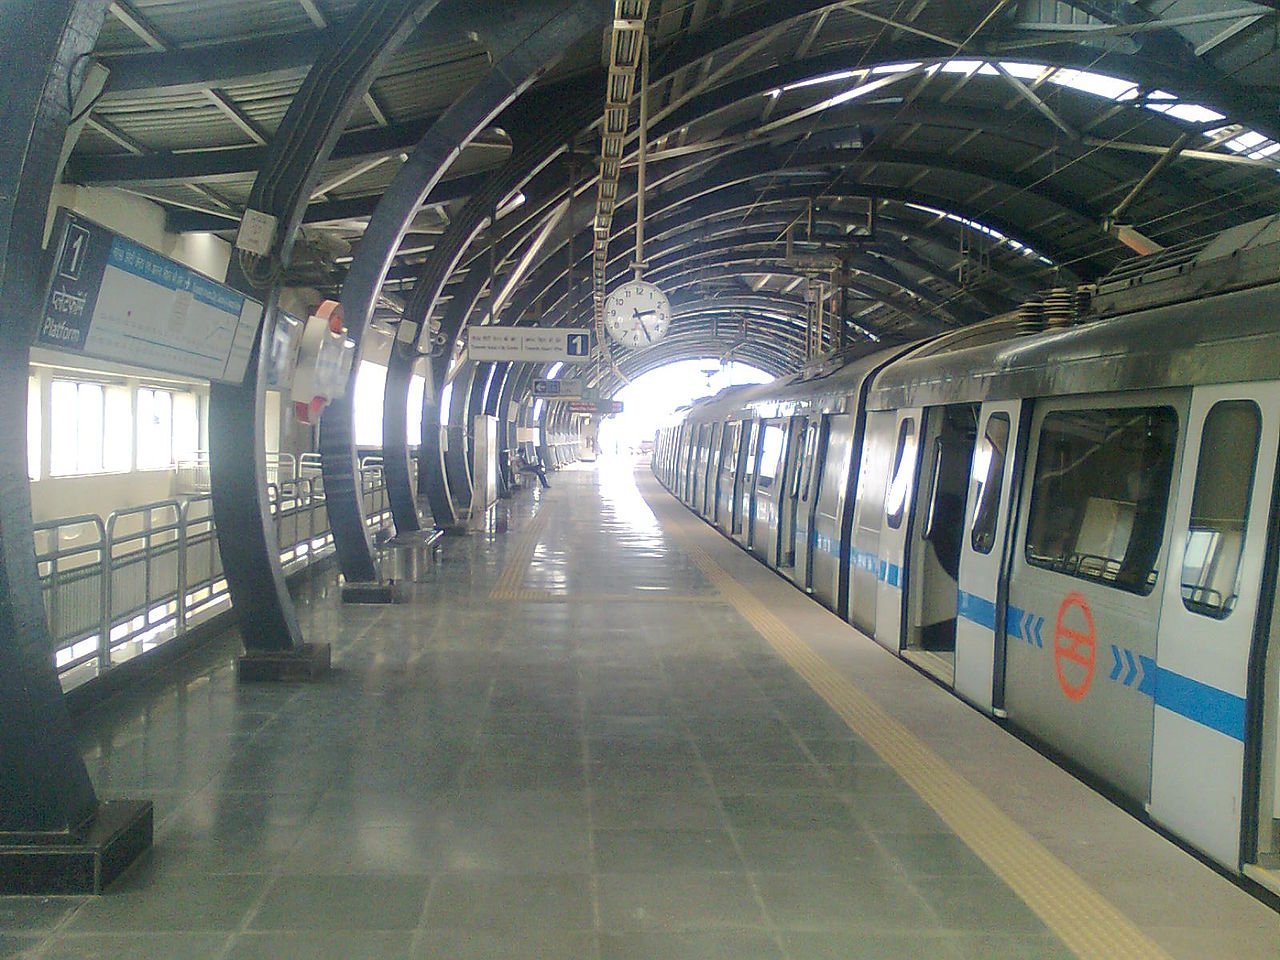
[956,591,997,631]
[1154,668,1246,742]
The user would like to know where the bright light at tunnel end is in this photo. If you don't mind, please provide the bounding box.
[597,359,772,455]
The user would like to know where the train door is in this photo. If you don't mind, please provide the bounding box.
[716,421,741,531]
[873,409,921,653]
[733,419,758,541]
[690,424,707,510]
[1149,386,1279,871]
[849,412,894,634]
[1005,396,1183,805]
[811,414,854,610]
[702,422,722,518]
[776,416,807,571]
[751,419,787,563]
[903,405,979,685]
[954,401,1022,713]
[786,419,822,586]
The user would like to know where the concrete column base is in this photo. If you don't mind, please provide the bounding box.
[236,642,332,681]
[0,800,153,895]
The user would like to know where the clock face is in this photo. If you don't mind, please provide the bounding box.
[604,281,671,348]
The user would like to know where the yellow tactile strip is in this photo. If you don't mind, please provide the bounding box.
[489,503,555,600]
[660,509,1172,960]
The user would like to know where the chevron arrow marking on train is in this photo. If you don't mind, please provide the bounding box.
[1109,645,1124,682]
[1123,648,1139,686]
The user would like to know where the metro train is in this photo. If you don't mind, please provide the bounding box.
[654,215,1280,890]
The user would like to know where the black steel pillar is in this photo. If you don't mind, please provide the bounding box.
[381,342,422,534]
[333,0,608,548]
[0,0,152,894]
[210,1,441,616]
[444,364,476,509]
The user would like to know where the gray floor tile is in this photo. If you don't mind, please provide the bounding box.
[734,828,886,874]
[780,930,968,960]
[411,927,595,959]
[0,897,80,932]
[590,790,726,830]
[599,930,784,960]
[593,828,742,873]
[66,875,265,932]
[597,872,766,930]
[226,931,411,960]
[250,875,429,930]
[422,873,592,931]
[41,933,230,960]
[753,872,934,930]
[875,832,993,878]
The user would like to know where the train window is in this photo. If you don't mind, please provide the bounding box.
[757,422,785,488]
[1025,406,1177,595]
[788,420,808,499]
[723,423,740,476]
[886,417,917,530]
[799,422,820,500]
[970,414,1011,554]
[1181,401,1260,619]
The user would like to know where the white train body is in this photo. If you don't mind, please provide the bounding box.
[655,216,1280,888]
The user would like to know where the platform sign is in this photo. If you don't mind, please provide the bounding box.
[467,326,592,363]
[531,378,583,399]
[38,209,263,384]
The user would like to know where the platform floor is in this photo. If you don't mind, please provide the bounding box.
[5,460,1279,959]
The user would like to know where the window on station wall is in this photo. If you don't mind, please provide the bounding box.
[27,376,40,481]
[407,374,426,446]
[136,387,201,470]
[1181,401,1260,618]
[352,360,387,448]
[1025,406,1178,595]
[49,380,131,476]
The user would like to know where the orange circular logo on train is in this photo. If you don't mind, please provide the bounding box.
[1053,592,1096,701]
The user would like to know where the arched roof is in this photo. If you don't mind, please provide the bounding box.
[67,0,1280,401]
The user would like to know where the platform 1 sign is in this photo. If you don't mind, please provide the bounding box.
[37,210,263,384]
[467,326,591,363]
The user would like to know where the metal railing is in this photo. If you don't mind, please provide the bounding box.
[175,451,299,494]
[35,464,393,690]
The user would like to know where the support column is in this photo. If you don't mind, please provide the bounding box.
[211,0,441,627]
[0,0,151,893]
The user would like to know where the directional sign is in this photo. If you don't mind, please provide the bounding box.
[38,209,263,384]
[566,400,623,416]
[467,326,592,363]
[532,378,583,399]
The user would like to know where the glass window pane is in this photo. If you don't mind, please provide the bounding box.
[353,361,387,447]
[1181,401,1260,618]
[407,375,426,446]
[1025,406,1177,595]
[970,414,1011,554]
[104,385,132,472]
[886,417,917,530]
[27,377,40,482]
[137,388,174,470]
[173,392,200,462]
[758,422,785,486]
[76,383,105,473]
[49,380,78,476]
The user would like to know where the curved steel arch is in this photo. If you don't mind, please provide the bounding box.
[325,0,609,581]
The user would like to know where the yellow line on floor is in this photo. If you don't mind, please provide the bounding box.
[489,503,555,600]
[659,507,1172,960]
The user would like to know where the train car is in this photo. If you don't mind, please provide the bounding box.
[655,215,1280,892]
